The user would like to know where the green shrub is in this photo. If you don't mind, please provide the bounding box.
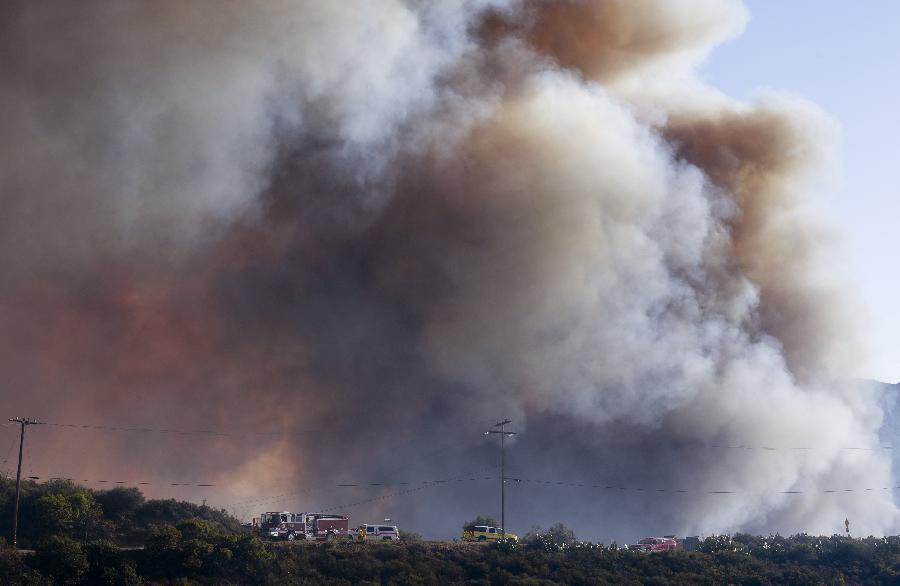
[31,535,89,585]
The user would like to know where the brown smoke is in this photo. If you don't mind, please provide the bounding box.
[526,0,748,81]
[665,104,860,382]
[0,0,896,540]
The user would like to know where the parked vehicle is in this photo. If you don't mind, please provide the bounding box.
[358,524,400,541]
[258,512,305,540]
[462,525,518,542]
[629,536,678,552]
[309,514,350,540]
[257,511,350,541]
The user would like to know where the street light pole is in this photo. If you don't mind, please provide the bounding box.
[485,419,516,539]
[8,417,43,549]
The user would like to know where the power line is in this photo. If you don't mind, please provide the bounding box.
[24,469,505,491]
[316,468,498,514]
[13,416,900,509]
[25,415,900,452]
[1,434,17,478]
[22,475,217,487]
[227,488,316,509]
[34,419,898,452]
[225,467,499,509]
[147,438,493,506]
[706,444,894,451]
[378,438,487,478]
[25,439,33,477]
[503,475,900,497]
[40,421,316,439]
[21,466,900,501]
[225,465,500,524]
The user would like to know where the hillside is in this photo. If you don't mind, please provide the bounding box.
[0,481,899,584]
[3,522,900,585]
[0,478,238,548]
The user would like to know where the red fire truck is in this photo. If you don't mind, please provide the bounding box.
[257,511,349,541]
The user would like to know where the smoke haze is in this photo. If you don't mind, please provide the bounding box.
[1,0,896,541]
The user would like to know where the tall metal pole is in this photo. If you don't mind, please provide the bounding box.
[9,417,42,549]
[500,425,506,537]
[485,419,515,539]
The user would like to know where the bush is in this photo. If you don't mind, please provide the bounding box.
[462,515,499,531]
[138,519,270,583]
[83,541,142,586]
[0,538,41,586]
[95,488,144,523]
[31,535,89,585]
[399,529,423,542]
[493,537,519,553]
[523,522,577,552]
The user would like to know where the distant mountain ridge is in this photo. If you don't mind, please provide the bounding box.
[875,380,900,492]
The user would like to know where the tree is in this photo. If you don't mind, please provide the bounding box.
[523,523,576,546]
[83,540,142,586]
[399,529,423,542]
[228,532,273,580]
[32,493,76,539]
[30,489,103,543]
[143,525,182,577]
[521,523,577,553]
[32,535,89,585]
[135,499,240,536]
[0,538,37,585]
[67,491,104,542]
[95,487,145,522]
[462,516,499,530]
[545,523,576,546]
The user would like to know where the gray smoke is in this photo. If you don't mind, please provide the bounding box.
[1,0,896,541]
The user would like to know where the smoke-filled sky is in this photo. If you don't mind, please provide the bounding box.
[1,0,898,542]
[700,0,900,386]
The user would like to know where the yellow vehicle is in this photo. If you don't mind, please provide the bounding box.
[462,525,518,542]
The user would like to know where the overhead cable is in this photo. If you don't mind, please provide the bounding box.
[504,475,900,496]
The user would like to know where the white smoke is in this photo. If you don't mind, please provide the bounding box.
[1,0,896,539]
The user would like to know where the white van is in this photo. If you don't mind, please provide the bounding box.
[358,524,400,541]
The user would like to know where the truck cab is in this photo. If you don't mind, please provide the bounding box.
[260,511,307,540]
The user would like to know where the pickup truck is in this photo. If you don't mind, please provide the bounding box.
[462,525,518,542]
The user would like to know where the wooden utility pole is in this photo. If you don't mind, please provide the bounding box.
[8,417,43,548]
[485,419,516,539]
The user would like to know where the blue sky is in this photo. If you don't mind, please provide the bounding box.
[700,0,900,383]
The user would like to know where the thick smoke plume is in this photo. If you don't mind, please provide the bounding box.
[1,0,896,540]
